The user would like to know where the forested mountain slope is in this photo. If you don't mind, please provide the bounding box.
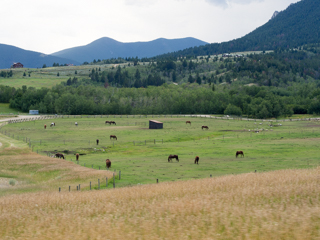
[155,0,320,59]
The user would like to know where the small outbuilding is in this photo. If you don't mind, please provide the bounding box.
[149,120,163,129]
[29,110,39,115]
[11,62,24,68]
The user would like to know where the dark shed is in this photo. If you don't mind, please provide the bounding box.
[149,120,163,129]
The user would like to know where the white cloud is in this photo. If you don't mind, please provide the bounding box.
[205,0,263,7]
[0,0,298,54]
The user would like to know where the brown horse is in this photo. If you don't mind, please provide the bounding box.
[105,121,110,124]
[110,121,116,125]
[236,151,244,158]
[186,121,191,125]
[106,159,111,168]
[44,124,46,129]
[194,156,199,164]
[96,139,99,145]
[168,154,179,162]
[110,135,117,140]
[76,153,79,161]
[55,153,65,159]
[202,126,209,130]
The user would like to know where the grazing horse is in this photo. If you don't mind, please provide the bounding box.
[110,121,116,125]
[55,153,65,159]
[75,122,78,127]
[105,121,110,124]
[202,126,209,130]
[44,124,46,129]
[106,159,111,168]
[110,135,117,140]
[194,156,199,164]
[186,121,191,125]
[236,151,244,158]
[50,122,54,127]
[76,153,79,161]
[96,139,99,145]
[168,154,179,162]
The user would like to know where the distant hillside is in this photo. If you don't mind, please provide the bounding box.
[155,0,320,58]
[0,44,80,69]
[51,37,208,63]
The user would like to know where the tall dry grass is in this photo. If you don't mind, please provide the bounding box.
[0,147,115,194]
[1,167,320,239]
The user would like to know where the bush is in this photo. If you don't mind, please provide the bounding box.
[224,104,242,116]
[9,179,16,186]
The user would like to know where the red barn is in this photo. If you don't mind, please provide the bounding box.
[11,62,23,68]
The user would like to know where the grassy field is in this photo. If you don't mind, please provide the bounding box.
[1,167,320,239]
[1,116,320,239]
[1,116,320,192]
[0,103,19,116]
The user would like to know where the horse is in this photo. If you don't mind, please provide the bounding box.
[110,121,116,125]
[50,122,54,127]
[54,153,65,159]
[194,156,199,164]
[96,139,99,145]
[186,121,191,125]
[76,153,79,161]
[110,135,117,140]
[105,121,110,124]
[106,159,111,168]
[236,151,244,158]
[44,124,46,129]
[168,154,179,162]
[75,122,78,127]
[202,126,209,130]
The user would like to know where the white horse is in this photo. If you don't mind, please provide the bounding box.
[75,122,78,126]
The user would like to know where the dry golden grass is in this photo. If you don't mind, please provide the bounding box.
[1,167,320,239]
[0,146,115,194]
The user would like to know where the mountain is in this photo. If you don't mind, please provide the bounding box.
[154,0,320,59]
[271,11,279,20]
[0,44,80,69]
[51,37,208,63]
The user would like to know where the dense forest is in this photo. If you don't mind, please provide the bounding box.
[1,43,320,118]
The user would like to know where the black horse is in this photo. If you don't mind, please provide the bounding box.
[168,154,179,162]
[55,153,65,159]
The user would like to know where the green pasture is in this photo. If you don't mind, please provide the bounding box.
[0,103,19,115]
[0,77,68,89]
[1,116,320,189]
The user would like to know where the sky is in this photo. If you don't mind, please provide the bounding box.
[0,0,299,54]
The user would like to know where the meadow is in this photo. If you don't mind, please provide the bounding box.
[1,115,320,192]
[1,115,320,239]
[1,167,320,239]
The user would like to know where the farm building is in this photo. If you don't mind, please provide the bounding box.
[29,110,39,115]
[149,120,163,129]
[11,62,24,68]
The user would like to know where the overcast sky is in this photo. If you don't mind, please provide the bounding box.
[0,0,298,54]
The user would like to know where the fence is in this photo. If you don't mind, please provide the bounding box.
[58,172,220,192]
